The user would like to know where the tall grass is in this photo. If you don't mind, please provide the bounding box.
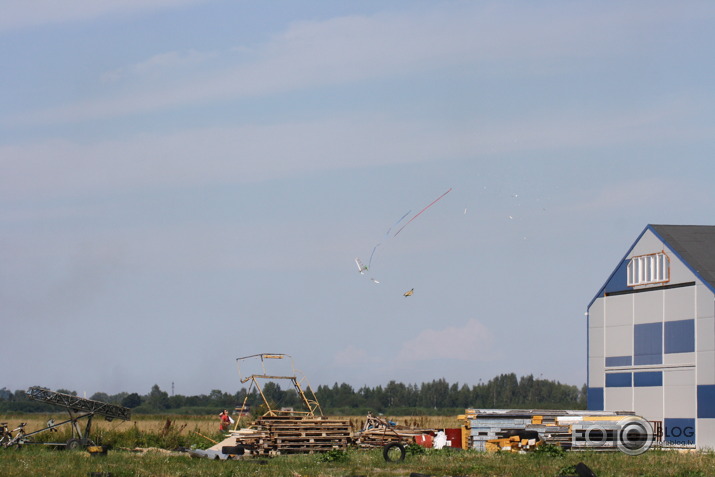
[0,413,226,449]
[1,413,462,448]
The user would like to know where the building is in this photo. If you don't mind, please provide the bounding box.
[587,224,715,449]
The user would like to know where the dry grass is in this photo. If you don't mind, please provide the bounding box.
[1,413,463,445]
[2,413,215,436]
[346,414,461,431]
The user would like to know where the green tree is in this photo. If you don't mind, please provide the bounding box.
[146,385,170,410]
[90,392,110,403]
[121,392,142,408]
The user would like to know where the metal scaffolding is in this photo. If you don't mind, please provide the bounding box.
[11,386,133,449]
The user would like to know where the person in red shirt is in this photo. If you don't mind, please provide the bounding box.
[219,410,231,431]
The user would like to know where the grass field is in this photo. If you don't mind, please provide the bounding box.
[0,413,461,449]
[1,413,713,476]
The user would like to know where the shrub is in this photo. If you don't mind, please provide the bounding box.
[532,443,565,457]
[316,448,350,463]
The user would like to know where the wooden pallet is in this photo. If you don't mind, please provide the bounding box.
[232,416,353,455]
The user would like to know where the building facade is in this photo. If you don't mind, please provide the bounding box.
[587,224,715,449]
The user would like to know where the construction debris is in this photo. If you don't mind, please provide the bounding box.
[485,435,541,453]
[460,408,646,453]
[216,354,352,456]
[355,412,432,448]
[188,354,653,459]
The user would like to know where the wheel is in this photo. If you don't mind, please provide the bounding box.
[382,442,406,462]
[65,438,82,450]
[221,445,245,455]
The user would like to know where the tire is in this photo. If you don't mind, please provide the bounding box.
[65,438,82,450]
[382,442,406,462]
[221,445,245,455]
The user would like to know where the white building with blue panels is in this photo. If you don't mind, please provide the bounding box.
[587,224,715,449]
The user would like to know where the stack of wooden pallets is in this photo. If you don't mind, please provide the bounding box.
[231,416,352,455]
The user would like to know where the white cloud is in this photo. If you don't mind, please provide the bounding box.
[0,0,209,31]
[101,49,217,83]
[396,319,495,362]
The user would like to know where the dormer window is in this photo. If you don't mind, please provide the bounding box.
[627,252,670,287]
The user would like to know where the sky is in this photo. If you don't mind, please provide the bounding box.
[2,0,715,398]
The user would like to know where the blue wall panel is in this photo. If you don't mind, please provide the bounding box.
[605,356,632,367]
[604,260,630,294]
[698,385,715,418]
[634,371,662,387]
[634,322,663,365]
[663,418,696,446]
[606,373,632,388]
[665,319,695,354]
[587,387,604,411]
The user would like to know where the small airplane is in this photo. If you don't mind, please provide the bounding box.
[355,257,367,274]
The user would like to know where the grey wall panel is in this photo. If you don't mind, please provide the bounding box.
[634,290,664,324]
[605,324,633,358]
[605,387,633,412]
[664,385,696,418]
[634,387,663,422]
[698,317,715,353]
[665,286,696,322]
[589,298,604,329]
[589,357,605,387]
[669,252,699,287]
[629,230,665,258]
[605,294,633,327]
[664,369,696,418]
[665,368,696,386]
[664,352,695,366]
[696,284,714,320]
[696,419,715,450]
[698,350,715,386]
[590,327,604,358]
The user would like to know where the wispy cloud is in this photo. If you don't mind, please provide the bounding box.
[2,96,708,202]
[101,49,218,83]
[396,319,496,362]
[9,2,711,126]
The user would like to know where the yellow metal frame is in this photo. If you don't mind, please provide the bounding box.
[235,353,323,420]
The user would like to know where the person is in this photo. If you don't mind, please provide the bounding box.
[219,410,231,431]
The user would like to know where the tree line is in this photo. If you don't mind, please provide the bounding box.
[0,373,586,415]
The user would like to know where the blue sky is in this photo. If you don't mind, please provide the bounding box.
[2,1,715,397]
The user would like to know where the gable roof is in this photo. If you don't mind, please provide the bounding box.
[650,224,715,291]
[588,224,715,310]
